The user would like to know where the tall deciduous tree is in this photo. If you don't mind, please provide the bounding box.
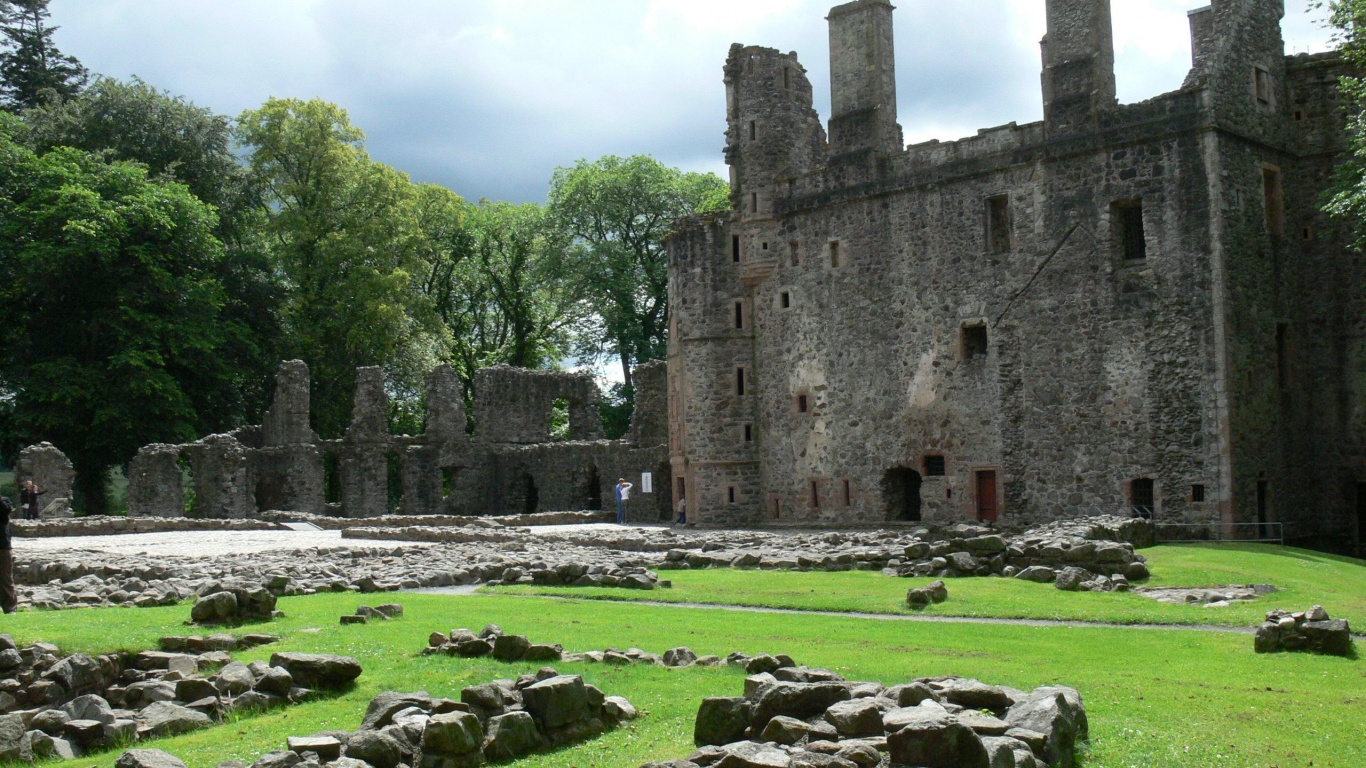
[0,113,243,513]
[1318,1,1366,249]
[237,98,448,438]
[548,155,728,390]
[0,0,87,111]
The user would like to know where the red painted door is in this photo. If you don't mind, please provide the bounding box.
[976,471,998,523]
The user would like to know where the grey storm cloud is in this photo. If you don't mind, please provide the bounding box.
[47,0,1332,204]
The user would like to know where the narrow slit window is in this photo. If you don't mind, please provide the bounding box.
[728,486,737,504]
[783,67,791,90]
[789,241,800,266]
[734,301,745,330]
[1254,67,1271,104]
[829,241,841,268]
[986,194,1011,254]
[961,324,989,360]
[736,368,746,396]
[732,235,741,263]
[772,497,782,519]
[1112,200,1146,260]
[744,424,753,443]
[780,292,791,309]
[842,479,852,507]
[749,120,757,141]
[751,192,758,214]
[1275,322,1289,390]
[1263,167,1284,238]
[796,394,809,413]
[810,480,820,508]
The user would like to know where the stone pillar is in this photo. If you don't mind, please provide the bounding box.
[126,444,185,518]
[341,367,392,518]
[423,365,466,444]
[15,442,76,518]
[626,360,669,448]
[186,434,254,519]
[256,360,324,515]
[827,0,902,156]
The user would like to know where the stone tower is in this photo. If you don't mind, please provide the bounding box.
[827,0,902,156]
[1041,0,1117,135]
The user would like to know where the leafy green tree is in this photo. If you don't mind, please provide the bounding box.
[23,77,282,414]
[0,0,87,111]
[548,154,728,390]
[0,113,244,513]
[237,98,448,437]
[1318,1,1366,250]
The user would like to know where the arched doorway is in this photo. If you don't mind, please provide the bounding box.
[881,467,922,522]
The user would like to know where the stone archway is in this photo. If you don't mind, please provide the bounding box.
[881,467,922,522]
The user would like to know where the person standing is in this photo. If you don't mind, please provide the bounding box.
[18,479,42,521]
[0,495,16,613]
[615,478,633,525]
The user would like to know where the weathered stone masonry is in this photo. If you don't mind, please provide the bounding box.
[667,0,1366,550]
[125,361,669,521]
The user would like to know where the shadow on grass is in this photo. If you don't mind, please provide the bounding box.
[1163,542,1366,567]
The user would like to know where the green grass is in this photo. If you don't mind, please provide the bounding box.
[492,543,1366,629]
[0,545,1361,768]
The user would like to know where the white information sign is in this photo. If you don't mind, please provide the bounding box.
[640,472,653,493]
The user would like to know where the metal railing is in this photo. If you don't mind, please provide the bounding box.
[1153,519,1286,546]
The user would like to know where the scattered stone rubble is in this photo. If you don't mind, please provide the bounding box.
[341,604,404,625]
[652,664,1087,768]
[1135,584,1277,607]
[0,631,359,763]
[905,580,948,609]
[191,581,282,624]
[118,670,637,768]
[1254,606,1354,657]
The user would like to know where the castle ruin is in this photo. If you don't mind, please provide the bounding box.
[666,0,1366,550]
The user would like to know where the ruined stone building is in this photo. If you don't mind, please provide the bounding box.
[667,0,1366,550]
[126,361,671,522]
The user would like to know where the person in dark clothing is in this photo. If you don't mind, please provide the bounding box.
[18,479,41,521]
[0,495,16,613]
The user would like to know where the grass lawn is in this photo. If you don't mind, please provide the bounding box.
[492,543,1366,630]
[0,583,1360,768]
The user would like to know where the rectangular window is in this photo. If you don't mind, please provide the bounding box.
[736,368,746,396]
[796,394,809,413]
[728,486,737,504]
[810,480,820,508]
[842,479,852,507]
[1191,484,1206,503]
[1263,167,1284,238]
[1112,200,1146,260]
[789,241,800,266]
[924,455,946,477]
[772,497,782,519]
[734,301,745,330]
[749,120,757,141]
[1254,67,1271,104]
[780,292,791,309]
[1131,478,1155,519]
[783,67,791,90]
[961,324,989,360]
[829,240,841,268]
[986,194,1011,254]
[1275,322,1289,390]
[751,192,758,213]
[1356,482,1366,544]
[744,424,753,442]
[732,235,741,263]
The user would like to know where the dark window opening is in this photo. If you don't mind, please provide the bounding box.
[736,368,746,396]
[829,240,841,267]
[1256,480,1270,538]
[1263,167,1284,237]
[924,455,946,477]
[810,480,820,508]
[728,486,737,504]
[732,235,741,263]
[734,301,745,330]
[796,394,809,413]
[842,479,852,507]
[986,194,1011,254]
[1355,482,1366,544]
[323,452,341,505]
[780,292,791,309]
[771,497,782,519]
[1191,483,1206,503]
[744,424,753,442]
[789,241,800,266]
[1276,322,1289,390]
[386,452,403,513]
[749,120,756,141]
[1130,478,1155,519]
[586,465,602,511]
[962,324,989,360]
[751,192,758,213]
[762,241,769,251]
[522,473,539,514]
[1302,226,1314,241]
[1112,200,1146,260]
[881,467,922,522]
[1293,109,1305,121]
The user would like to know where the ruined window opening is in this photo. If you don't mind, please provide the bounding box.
[842,479,852,507]
[1302,226,1314,241]
[744,424,753,443]
[734,301,745,330]
[1191,484,1206,503]
[924,455,946,477]
[961,324,989,361]
[736,367,747,396]
[762,241,769,251]
[522,473,539,514]
[441,466,458,500]
[789,241,800,266]
[986,194,1011,254]
[323,453,341,505]
[586,465,602,511]
[178,454,198,517]
[549,397,571,441]
[728,486,737,504]
[783,67,791,90]
[749,120,757,141]
[810,480,820,508]
[1275,322,1289,390]
[1112,200,1146,260]
[780,292,791,309]
[732,235,741,263]
[1263,167,1284,238]
[1254,66,1271,104]
[1130,478,1154,519]
[770,496,782,519]
[1355,482,1366,543]
[881,467,922,522]
[751,192,758,213]
[1293,109,1305,122]
[1256,480,1270,537]
[796,394,809,414]
[829,240,841,268]
[386,452,403,513]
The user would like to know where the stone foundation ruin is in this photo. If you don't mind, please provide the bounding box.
[122,360,668,521]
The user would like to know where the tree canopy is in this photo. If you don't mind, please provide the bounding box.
[0,0,86,111]
[1318,0,1366,250]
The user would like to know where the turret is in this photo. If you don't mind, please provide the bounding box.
[827,0,902,156]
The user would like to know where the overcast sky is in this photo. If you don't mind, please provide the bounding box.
[48,1,1334,205]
